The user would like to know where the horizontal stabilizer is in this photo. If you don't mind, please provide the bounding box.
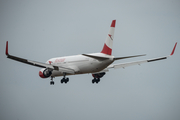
[82,54,109,60]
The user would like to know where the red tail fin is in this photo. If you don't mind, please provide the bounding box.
[101,20,116,55]
[101,44,112,55]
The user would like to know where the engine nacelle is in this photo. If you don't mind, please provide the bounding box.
[92,72,106,78]
[39,68,52,78]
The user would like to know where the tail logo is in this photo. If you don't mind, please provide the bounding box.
[108,34,113,40]
[49,61,52,64]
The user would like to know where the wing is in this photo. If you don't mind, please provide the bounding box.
[108,57,166,69]
[114,54,146,60]
[5,41,75,74]
[104,42,177,71]
[82,54,146,61]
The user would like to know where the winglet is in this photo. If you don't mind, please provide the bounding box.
[6,41,9,56]
[170,42,177,56]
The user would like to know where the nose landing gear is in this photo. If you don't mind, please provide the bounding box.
[49,73,70,85]
[50,81,54,85]
[50,76,54,85]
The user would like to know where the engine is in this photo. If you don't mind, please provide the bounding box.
[92,72,106,78]
[39,68,52,78]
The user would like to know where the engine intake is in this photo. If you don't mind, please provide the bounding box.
[39,68,52,78]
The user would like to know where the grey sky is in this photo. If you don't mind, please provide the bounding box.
[0,0,180,120]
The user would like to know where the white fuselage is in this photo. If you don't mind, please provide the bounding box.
[44,53,114,77]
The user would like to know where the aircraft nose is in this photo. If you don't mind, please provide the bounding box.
[39,70,45,78]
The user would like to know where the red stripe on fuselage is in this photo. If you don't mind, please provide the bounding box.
[101,43,112,55]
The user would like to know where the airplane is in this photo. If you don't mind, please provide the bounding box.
[5,20,177,85]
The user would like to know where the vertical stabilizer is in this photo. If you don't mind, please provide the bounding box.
[101,20,116,55]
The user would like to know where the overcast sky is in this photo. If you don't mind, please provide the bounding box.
[0,0,180,120]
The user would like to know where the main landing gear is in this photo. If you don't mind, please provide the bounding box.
[91,73,105,84]
[92,78,100,84]
[50,73,69,85]
[60,73,69,84]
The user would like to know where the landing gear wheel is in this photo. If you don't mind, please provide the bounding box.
[61,77,69,84]
[61,78,64,83]
[65,78,69,84]
[50,81,54,85]
[92,79,97,84]
[92,79,95,84]
[96,78,100,83]
[92,78,100,84]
